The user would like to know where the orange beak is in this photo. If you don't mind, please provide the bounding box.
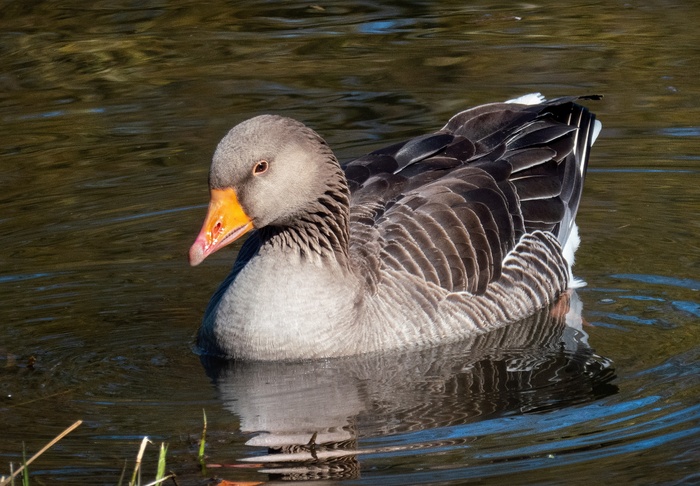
[189,188,254,266]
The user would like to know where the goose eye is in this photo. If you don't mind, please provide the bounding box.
[253,160,269,175]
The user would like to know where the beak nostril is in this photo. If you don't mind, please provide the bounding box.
[214,221,222,233]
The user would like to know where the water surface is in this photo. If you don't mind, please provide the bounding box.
[1,1,699,484]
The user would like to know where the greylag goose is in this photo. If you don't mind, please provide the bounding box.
[189,94,602,361]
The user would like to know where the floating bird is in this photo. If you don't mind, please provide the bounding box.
[189,94,602,361]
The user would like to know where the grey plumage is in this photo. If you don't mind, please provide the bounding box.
[192,95,602,360]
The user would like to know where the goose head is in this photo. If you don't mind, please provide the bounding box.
[189,115,340,266]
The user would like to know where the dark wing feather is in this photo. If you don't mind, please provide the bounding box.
[394,133,454,169]
[347,95,600,294]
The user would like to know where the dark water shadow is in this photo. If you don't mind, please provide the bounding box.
[200,292,616,482]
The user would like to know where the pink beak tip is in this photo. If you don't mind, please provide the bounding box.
[189,238,207,267]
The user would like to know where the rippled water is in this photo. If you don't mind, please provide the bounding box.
[1,1,699,484]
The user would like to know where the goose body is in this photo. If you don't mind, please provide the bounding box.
[189,94,602,361]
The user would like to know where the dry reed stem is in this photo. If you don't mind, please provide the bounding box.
[0,420,83,486]
[129,436,150,486]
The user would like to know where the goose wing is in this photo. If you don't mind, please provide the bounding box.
[346,95,600,294]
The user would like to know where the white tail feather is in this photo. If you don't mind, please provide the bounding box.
[592,119,602,145]
[506,93,546,105]
[563,223,586,288]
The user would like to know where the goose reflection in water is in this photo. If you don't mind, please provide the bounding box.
[200,291,616,482]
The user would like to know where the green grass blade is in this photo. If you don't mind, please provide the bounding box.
[198,409,207,475]
[155,443,167,481]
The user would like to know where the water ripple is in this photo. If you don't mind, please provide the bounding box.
[612,273,700,290]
